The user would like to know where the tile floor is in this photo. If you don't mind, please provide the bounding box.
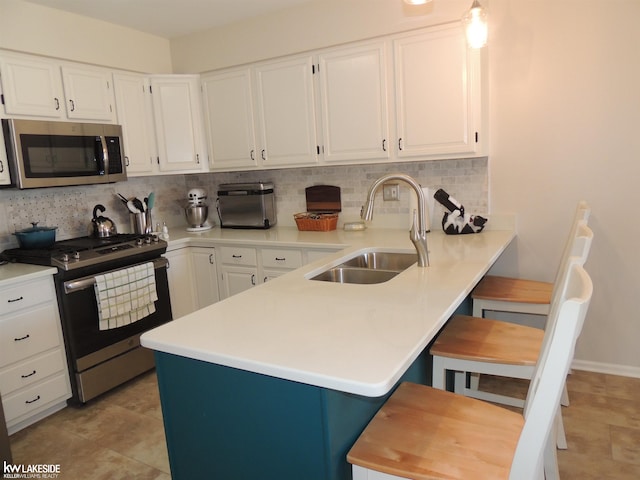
[6,369,640,479]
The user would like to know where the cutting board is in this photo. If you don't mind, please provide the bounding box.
[305,185,341,213]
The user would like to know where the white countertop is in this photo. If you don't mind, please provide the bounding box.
[141,226,515,397]
[0,262,57,287]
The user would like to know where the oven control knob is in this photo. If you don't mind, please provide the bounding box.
[74,251,80,260]
[144,236,152,244]
[61,253,69,263]
[152,235,159,243]
[136,238,143,247]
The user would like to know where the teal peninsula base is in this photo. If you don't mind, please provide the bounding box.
[153,349,431,480]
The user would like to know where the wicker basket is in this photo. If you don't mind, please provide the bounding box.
[294,213,339,231]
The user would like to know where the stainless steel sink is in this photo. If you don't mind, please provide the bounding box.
[308,250,417,285]
[310,267,401,284]
[338,251,417,271]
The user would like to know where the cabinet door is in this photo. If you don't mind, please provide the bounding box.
[164,249,197,319]
[151,75,207,173]
[0,55,64,118]
[61,66,115,122]
[254,56,318,167]
[190,247,220,308]
[218,265,257,299]
[318,42,390,162]
[394,24,479,157]
[202,68,258,170]
[113,73,157,175]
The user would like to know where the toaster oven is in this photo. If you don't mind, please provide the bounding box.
[216,182,276,229]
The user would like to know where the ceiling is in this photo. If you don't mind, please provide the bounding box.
[25,0,317,39]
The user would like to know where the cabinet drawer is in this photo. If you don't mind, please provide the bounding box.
[0,303,61,367]
[0,277,55,316]
[3,373,70,423]
[0,348,67,395]
[218,246,257,266]
[261,248,303,269]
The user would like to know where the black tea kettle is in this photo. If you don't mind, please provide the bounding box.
[90,204,118,238]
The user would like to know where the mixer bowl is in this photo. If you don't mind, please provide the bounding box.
[185,205,209,227]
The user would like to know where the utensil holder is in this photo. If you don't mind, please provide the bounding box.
[130,211,152,234]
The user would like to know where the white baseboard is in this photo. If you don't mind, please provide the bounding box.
[572,359,640,379]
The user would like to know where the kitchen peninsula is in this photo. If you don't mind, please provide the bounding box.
[141,225,514,480]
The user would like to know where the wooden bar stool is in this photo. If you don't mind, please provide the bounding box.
[348,263,593,480]
[468,202,590,408]
[471,201,590,319]
[429,223,593,450]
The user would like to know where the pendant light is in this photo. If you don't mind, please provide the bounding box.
[403,0,432,5]
[462,0,488,48]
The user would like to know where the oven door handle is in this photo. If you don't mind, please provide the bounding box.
[63,257,168,294]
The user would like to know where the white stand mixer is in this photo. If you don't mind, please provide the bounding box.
[185,188,214,232]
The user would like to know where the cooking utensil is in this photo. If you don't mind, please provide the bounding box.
[147,192,155,210]
[90,204,118,238]
[13,222,57,249]
[133,197,145,213]
[126,200,139,214]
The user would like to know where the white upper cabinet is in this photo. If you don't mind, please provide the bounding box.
[202,68,258,170]
[254,56,318,168]
[150,75,208,173]
[113,73,157,176]
[0,53,116,123]
[393,23,481,157]
[61,66,115,122]
[317,41,390,163]
[0,54,64,118]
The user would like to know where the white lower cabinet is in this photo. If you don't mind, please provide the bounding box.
[191,247,220,309]
[168,242,340,303]
[164,248,197,319]
[217,246,259,299]
[0,274,71,434]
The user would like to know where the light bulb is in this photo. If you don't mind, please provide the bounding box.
[403,0,431,5]
[462,0,488,48]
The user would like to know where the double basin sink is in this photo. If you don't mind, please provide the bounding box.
[308,249,418,285]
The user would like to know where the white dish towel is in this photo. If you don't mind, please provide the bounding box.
[94,262,158,331]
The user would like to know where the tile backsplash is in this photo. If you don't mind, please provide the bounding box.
[0,157,487,251]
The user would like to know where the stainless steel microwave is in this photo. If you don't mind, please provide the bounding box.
[1,119,127,189]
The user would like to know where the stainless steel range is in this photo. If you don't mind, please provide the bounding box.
[1,234,172,404]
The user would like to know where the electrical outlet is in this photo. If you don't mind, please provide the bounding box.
[383,183,400,201]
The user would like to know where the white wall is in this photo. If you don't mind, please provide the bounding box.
[487,0,640,374]
[0,0,172,72]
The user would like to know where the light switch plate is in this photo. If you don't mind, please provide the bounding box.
[383,183,400,201]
